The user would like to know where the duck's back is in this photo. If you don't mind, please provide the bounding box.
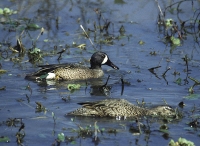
[67,99,148,117]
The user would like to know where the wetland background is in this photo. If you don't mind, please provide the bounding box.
[0,0,200,145]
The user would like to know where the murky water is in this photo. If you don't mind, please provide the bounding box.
[0,0,200,145]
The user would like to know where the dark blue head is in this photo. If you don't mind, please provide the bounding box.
[90,51,119,70]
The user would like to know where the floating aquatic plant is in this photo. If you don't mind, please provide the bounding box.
[28,47,42,63]
[67,84,81,91]
[165,19,174,28]
[169,137,195,146]
[0,7,17,15]
[26,23,40,30]
[0,69,7,74]
[138,40,145,45]
[0,136,10,143]
[159,124,169,134]
[57,133,65,142]
[175,78,182,85]
[35,102,47,113]
[188,76,200,94]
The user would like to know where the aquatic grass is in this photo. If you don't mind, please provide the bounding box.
[155,0,200,52]
[57,48,66,60]
[188,76,200,94]
[0,136,10,143]
[35,102,47,113]
[3,118,25,144]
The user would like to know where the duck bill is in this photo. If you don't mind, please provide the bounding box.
[105,59,119,70]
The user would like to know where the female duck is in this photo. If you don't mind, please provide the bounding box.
[25,51,119,80]
[67,99,177,118]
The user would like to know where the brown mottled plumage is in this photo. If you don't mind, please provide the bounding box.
[25,51,119,80]
[67,99,176,118]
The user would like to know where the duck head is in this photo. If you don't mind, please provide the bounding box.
[90,51,119,70]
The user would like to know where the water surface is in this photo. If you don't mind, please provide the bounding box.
[0,0,200,145]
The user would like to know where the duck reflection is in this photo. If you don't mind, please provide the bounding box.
[33,75,114,97]
[90,75,112,96]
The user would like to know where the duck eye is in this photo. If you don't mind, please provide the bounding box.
[101,54,105,58]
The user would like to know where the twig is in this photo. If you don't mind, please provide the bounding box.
[80,25,96,49]
[162,67,171,77]
[36,27,44,41]
[136,118,142,134]
[154,0,164,20]
[57,49,66,60]
[121,77,124,96]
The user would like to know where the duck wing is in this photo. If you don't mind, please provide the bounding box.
[67,99,138,117]
[25,63,79,80]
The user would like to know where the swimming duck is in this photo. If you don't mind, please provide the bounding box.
[25,51,119,80]
[67,99,176,118]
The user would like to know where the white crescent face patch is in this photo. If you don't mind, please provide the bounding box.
[101,55,108,64]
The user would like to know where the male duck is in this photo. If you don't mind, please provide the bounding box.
[67,99,177,118]
[25,51,119,80]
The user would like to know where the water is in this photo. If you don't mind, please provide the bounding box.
[0,0,200,145]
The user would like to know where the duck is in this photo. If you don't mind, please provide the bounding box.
[67,99,177,118]
[25,51,119,80]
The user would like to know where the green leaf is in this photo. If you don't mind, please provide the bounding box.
[178,137,195,146]
[67,84,81,91]
[77,44,86,50]
[29,48,41,54]
[58,133,65,142]
[71,141,76,144]
[165,19,173,27]
[27,23,40,30]
[0,8,3,15]
[3,8,10,14]
[159,129,169,134]
[168,139,175,146]
[138,40,145,45]
[0,136,10,142]
[175,78,181,85]
[44,39,49,42]
[52,112,55,117]
[184,94,200,100]
[169,137,195,146]
[114,0,126,4]
[188,86,194,93]
[101,128,105,131]
[170,36,181,46]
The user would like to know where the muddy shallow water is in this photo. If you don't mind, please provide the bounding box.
[0,0,200,145]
